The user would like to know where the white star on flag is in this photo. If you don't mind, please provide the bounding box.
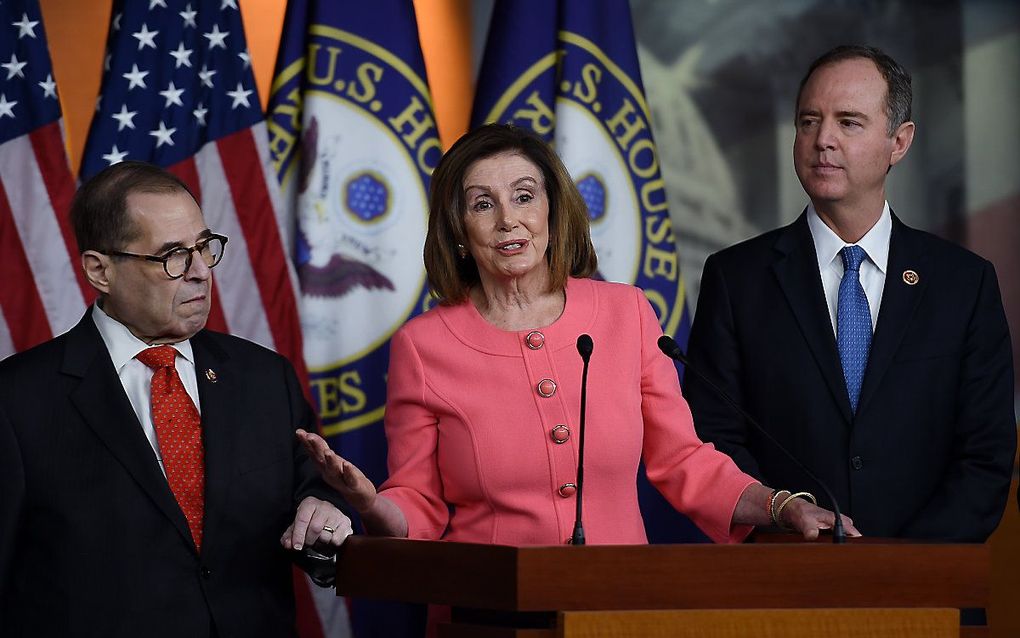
[179,4,197,28]
[169,42,193,68]
[38,74,57,99]
[111,104,138,130]
[102,145,129,165]
[238,49,251,68]
[221,0,238,9]
[132,23,158,50]
[192,102,208,126]
[2,52,27,80]
[12,12,39,38]
[0,93,16,118]
[203,24,229,50]
[226,82,252,109]
[149,120,176,147]
[198,64,216,88]
[123,63,149,90]
[149,0,168,9]
[159,81,185,107]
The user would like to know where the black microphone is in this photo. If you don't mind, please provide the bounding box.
[657,335,847,544]
[570,334,593,545]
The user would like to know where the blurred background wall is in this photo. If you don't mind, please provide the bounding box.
[40,0,1019,634]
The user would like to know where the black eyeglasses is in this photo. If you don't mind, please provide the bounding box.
[104,234,228,279]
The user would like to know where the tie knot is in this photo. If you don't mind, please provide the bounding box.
[136,345,178,369]
[840,245,867,272]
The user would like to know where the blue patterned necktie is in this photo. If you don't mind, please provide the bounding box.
[837,245,872,414]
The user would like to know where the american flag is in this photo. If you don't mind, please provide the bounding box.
[80,0,306,383]
[80,1,342,636]
[0,0,90,358]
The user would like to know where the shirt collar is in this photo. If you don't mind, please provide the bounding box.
[91,302,195,373]
[807,201,891,274]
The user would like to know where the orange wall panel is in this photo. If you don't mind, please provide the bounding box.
[43,0,472,178]
[40,0,111,176]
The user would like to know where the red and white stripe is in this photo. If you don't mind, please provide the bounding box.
[0,120,92,359]
[252,120,299,288]
[165,124,307,383]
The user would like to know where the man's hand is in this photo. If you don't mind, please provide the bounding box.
[280,496,353,553]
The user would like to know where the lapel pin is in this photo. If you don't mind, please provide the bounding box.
[205,369,218,383]
[902,270,919,286]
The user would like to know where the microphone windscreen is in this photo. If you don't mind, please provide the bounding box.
[657,335,683,360]
[576,334,594,359]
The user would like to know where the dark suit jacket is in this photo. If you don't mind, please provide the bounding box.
[0,311,339,637]
[684,212,1015,541]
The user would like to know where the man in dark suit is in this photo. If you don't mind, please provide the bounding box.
[0,162,352,636]
[684,45,1015,542]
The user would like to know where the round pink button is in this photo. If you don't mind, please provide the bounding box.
[537,378,556,397]
[550,425,570,443]
[525,331,545,350]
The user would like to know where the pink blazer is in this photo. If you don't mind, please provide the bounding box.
[379,278,756,545]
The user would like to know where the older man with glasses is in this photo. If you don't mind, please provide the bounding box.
[0,161,352,638]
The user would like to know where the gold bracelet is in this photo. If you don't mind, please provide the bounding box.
[775,491,817,528]
[769,489,791,526]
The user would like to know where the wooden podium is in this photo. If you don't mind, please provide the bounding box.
[335,536,989,637]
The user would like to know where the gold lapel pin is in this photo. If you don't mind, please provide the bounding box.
[902,270,919,286]
[205,369,218,383]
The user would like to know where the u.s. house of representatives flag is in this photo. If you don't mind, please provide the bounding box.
[268,3,438,634]
[472,0,698,543]
[0,0,90,358]
[267,1,439,484]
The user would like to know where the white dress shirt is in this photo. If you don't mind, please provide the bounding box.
[807,202,892,336]
[91,303,202,476]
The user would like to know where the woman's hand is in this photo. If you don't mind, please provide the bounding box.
[780,497,861,541]
[734,484,861,540]
[297,428,378,514]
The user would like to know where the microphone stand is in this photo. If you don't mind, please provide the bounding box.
[571,334,593,545]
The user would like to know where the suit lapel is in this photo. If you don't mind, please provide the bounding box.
[856,215,928,417]
[190,330,239,553]
[65,312,195,550]
[771,213,854,424]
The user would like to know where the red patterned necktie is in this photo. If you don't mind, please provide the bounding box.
[136,345,205,550]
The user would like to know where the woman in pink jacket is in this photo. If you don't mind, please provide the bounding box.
[298,124,856,547]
